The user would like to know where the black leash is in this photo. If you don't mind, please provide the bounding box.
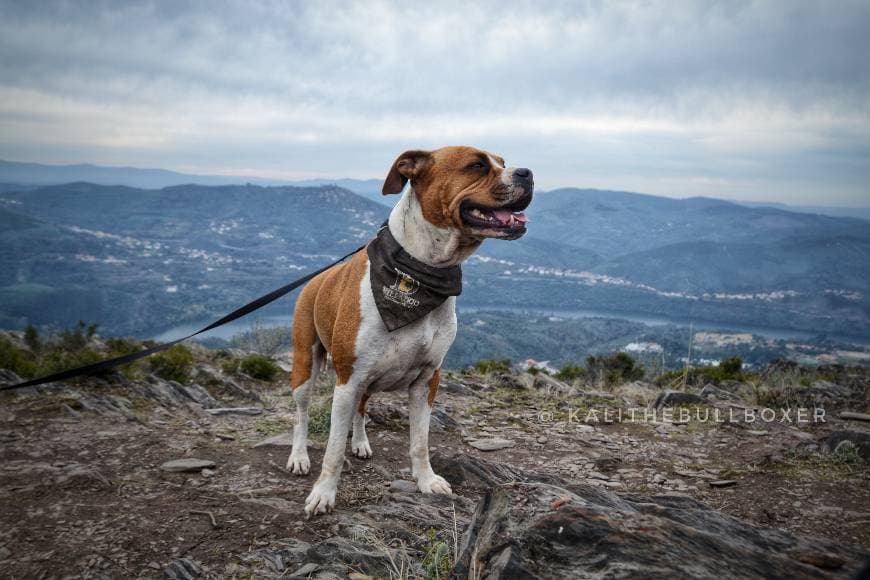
[1,244,365,391]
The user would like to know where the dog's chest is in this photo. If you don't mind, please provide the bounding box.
[356,264,457,391]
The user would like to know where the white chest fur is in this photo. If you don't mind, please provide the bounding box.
[354,261,457,392]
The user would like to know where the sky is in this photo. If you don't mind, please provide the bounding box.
[0,0,868,206]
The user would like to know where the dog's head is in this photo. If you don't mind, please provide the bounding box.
[382,146,533,240]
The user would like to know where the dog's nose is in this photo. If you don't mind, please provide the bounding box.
[514,168,533,180]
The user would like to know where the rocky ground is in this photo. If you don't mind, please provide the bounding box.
[1,352,869,579]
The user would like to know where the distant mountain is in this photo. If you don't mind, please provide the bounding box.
[737,200,870,222]
[0,159,386,201]
[0,183,388,334]
[0,159,294,189]
[286,178,387,206]
[530,188,869,259]
[1,181,868,340]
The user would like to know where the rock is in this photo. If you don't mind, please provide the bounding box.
[614,381,660,405]
[840,411,870,422]
[788,380,853,409]
[305,537,395,575]
[241,497,296,512]
[76,393,137,418]
[468,438,515,451]
[244,539,311,574]
[205,407,262,416]
[180,384,218,408]
[490,371,529,390]
[450,455,869,579]
[366,402,406,426]
[0,368,22,385]
[253,432,293,447]
[531,373,573,394]
[700,383,742,402]
[820,431,870,460]
[286,563,319,578]
[220,377,264,403]
[142,379,214,411]
[430,409,461,432]
[795,551,847,570]
[653,390,705,409]
[709,480,739,488]
[388,480,418,493]
[581,389,618,400]
[160,458,216,472]
[431,451,561,489]
[163,557,206,579]
[439,381,472,395]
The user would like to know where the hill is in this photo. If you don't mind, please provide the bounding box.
[0,181,868,341]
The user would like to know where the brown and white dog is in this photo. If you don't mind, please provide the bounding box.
[286,146,533,516]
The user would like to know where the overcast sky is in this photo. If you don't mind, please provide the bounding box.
[0,1,868,206]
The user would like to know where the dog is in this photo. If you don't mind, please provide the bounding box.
[286,146,533,516]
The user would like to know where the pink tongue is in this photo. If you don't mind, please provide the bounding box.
[492,209,513,223]
[492,209,528,226]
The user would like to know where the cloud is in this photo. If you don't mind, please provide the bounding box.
[0,0,868,205]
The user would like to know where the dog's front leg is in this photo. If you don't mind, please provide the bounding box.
[409,370,452,495]
[304,382,361,517]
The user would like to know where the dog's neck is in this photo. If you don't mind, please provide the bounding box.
[388,186,481,268]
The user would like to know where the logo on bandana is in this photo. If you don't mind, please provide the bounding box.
[382,268,421,309]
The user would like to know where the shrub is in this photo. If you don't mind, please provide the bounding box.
[474,359,511,374]
[221,358,240,375]
[58,320,99,352]
[423,528,454,579]
[230,322,292,356]
[222,354,281,381]
[586,352,644,386]
[239,355,280,381]
[0,335,38,378]
[105,336,145,378]
[719,356,744,378]
[23,324,41,352]
[556,363,585,382]
[150,344,195,384]
[655,356,745,387]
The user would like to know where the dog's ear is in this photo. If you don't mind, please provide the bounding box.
[382,150,431,195]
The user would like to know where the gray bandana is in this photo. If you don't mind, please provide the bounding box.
[366,226,462,332]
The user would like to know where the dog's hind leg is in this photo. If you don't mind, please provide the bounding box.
[287,289,326,475]
[286,341,324,475]
[351,393,372,459]
[409,369,452,494]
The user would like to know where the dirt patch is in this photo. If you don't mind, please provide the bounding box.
[0,367,868,577]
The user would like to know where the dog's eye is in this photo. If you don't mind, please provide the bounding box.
[468,162,487,170]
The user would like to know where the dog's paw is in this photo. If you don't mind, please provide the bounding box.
[304,482,337,518]
[417,473,452,495]
[351,439,372,459]
[286,453,310,475]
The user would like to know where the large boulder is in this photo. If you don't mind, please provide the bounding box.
[820,430,870,460]
[438,453,869,579]
[652,390,706,409]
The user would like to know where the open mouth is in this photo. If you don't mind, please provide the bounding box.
[460,196,530,233]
